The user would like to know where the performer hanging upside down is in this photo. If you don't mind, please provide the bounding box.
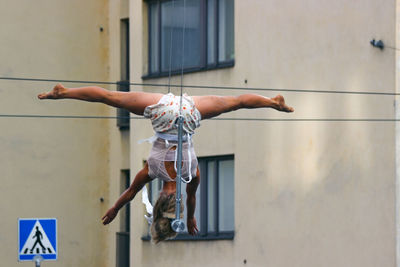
[38,84,294,243]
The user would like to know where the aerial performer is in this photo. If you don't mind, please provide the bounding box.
[38,83,294,243]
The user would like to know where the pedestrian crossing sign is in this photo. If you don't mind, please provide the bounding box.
[18,218,57,261]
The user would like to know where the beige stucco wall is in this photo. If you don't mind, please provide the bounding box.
[129,0,397,267]
[396,0,400,265]
[106,0,131,267]
[0,0,114,266]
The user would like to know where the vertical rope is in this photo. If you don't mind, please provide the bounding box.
[179,0,187,113]
[173,0,187,231]
[167,0,176,93]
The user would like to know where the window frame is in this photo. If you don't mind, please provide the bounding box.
[143,0,234,79]
[142,154,235,241]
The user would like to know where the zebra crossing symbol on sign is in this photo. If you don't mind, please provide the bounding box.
[18,218,57,261]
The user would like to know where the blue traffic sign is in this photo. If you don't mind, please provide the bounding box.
[18,218,57,261]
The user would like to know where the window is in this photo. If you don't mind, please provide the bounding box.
[116,170,130,267]
[117,19,130,129]
[120,19,130,82]
[146,0,234,78]
[146,155,234,240]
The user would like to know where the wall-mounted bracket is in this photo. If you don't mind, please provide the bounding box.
[370,39,384,50]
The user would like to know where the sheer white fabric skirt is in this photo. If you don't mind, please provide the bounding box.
[147,138,198,182]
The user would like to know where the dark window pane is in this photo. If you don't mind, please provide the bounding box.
[148,0,234,76]
[147,155,234,240]
[161,0,202,72]
[218,0,234,62]
[120,170,131,232]
[150,3,160,73]
[117,170,130,267]
[182,0,203,69]
[116,81,130,129]
[218,159,234,231]
[207,161,216,232]
[161,0,178,72]
[120,19,130,81]
[116,232,129,267]
[207,0,216,65]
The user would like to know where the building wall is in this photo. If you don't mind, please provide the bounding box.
[0,1,112,266]
[129,0,396,267]
[395,0,400,265]
[107,0,131,266]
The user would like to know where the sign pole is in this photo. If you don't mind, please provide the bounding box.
[33,255,43,267]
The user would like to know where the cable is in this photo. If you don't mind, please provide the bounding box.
[385,45,400,52]
[167,0,176,93]
[211,118,400,122]
[0,114,399,122]
[0,76,399,96]
[0,114,135,119]
[179,0,186,109]
[0,77,118,85]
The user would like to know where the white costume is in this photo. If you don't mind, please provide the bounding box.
[143,93,201,182]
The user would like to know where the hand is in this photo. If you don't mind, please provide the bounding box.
[102,207,118,225]
[187,217,199,236]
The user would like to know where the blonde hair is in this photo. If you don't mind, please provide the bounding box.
[150,192,184,243]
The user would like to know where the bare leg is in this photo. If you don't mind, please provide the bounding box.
[193,94,294,119]
[38,83,163,116]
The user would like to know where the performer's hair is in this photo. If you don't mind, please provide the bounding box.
[151,192,183,243]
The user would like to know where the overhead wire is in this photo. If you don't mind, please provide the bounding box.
[1,76,400,96]
[1,36,400,122]
[0,76,399,121]
[385,45,400,52]
[0,114,399,122]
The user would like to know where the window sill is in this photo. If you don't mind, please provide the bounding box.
[141,231,234,242]
[142,60,235,80]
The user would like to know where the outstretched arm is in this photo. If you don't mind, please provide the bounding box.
[38,83,163,116]
[186,168,200,235]
[102,164,153,225]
